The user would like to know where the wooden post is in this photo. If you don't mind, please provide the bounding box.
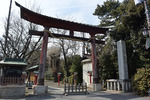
[79,83,80,92]
[68,83,70,93]
[90,34,99,84]
[72,83,73,93]
[37,27,49,85]
[85,83,87,93]
[82,83,83,93]
[64,83,66,93]
[75,83,77,93]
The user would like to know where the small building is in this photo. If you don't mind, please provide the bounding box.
[82,59,93,87]
[0,58,28,78]
[26,65,39,85]
[0,58,28,98]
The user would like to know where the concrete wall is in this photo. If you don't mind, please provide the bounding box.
[82,59,93,87]
[0,85,25,98]
[32,85,48,94]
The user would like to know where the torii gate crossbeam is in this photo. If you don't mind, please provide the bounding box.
[15,2,108,86]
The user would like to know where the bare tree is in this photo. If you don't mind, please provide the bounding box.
[50,28,80,78]
[0,3,42,61]
[47,46,61,73]
[46,46,61,81]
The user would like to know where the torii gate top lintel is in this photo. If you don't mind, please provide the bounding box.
[15,2,108,36]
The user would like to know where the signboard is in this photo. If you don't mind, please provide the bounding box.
[33,71,39,74]
[4,68,22,77]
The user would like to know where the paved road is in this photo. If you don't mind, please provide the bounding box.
[1,86,149,100]
[26,89,150,100]
[1,80,149,100]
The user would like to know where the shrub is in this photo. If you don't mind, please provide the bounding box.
[132,68,150,96]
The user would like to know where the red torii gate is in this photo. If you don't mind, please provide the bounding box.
[16,2,108,86]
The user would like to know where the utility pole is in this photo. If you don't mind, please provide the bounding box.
[4,0,12,58]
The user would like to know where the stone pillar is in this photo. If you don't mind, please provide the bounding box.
[37,27,49,85]
[117,40,128,80]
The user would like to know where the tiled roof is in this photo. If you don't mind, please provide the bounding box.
[0,58,28,66]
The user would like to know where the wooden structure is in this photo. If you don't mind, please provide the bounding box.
[26,65,39,83]
[64,83,88,95]
[15,2,108,86]
[0,58,27,85]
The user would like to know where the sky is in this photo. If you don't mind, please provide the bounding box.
[0,0,123,36]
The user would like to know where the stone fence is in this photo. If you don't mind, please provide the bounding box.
[106,79,132,92]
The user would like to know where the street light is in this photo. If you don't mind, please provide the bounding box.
[57,72,62,86]
[134,0,150,49]
[142,28,149,36]
[88,71,93,84]
[74,72,78,84]
[134,0,150,37]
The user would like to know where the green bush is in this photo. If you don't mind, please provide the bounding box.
[132,68,150,96]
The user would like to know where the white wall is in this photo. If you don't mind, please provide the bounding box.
[82,59,93,87]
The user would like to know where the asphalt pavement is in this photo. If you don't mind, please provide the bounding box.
[25,88,150,100]
[0,80,149,100]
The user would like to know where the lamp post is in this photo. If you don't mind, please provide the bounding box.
[134,0,150,36]
[34,71,39,85]
[88,71,93,84]
[134,0,150,49]
[142,28,149,36]
[74,72,78,84]
[57,72,62,86]
[134,1,150,94]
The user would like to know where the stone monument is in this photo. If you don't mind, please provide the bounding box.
[117,40,128,79]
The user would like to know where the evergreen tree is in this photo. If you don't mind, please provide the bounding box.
[94,0,150,79]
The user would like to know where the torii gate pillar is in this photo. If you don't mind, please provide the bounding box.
[91,34,101,91]
[37,27,49,85]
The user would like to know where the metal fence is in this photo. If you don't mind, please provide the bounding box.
[0,77,25,85]
[64,83,88,95]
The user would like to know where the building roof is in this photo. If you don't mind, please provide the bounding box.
[26,65,39,71]
[0,58,28,66]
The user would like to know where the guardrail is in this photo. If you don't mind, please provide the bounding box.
[0,77,25,85]
[106,79,132,92]
[64,83,88,95]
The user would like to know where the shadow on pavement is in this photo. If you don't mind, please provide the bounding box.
[87,91,150,100]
